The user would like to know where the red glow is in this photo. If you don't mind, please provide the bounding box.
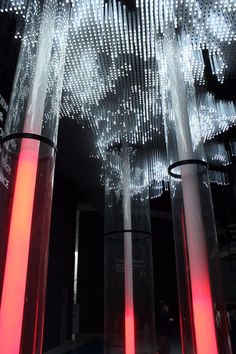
[191,268,218,354]
[0,138,39,353]
[181,206,218,354]
[125,307,135,354]
[124,231,135,354]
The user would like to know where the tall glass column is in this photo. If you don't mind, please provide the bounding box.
[0,1,70,353]
[104,145,156,354]
[159,29,232,354]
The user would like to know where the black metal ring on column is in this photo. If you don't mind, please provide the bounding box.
[1,133,57,151]
[168,159,208,179]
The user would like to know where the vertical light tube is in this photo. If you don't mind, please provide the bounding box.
[167,50,218,352]
[0,139,39,353]
[162,30,231,354]
[180,166,218,354]
[104,148,156,354]
[73,206,80,304]
[72,204,80,340]
[122,145,135,354]
[0,1,70,353]
[0,5,55,350]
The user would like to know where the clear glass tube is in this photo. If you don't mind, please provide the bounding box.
[0,139,56,353]
[0,1,70,353]
[170,165,232,354]
[104,147,156,354]
[161,30,232,354]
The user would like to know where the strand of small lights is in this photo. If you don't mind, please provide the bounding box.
[208,170,229,186]
[0,0,29,16]
[0,0,30,39]
[3,0,71,142]
[105,147,151,200]
[65,0,166,197]
[205,143,231,167]
[230,142,236,156]
[199,93,236,142]
[61,0,169,199]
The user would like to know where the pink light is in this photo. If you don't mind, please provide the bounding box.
[125,306,135,354]
[123,229,135,354]
[190,261,218,354]
[180,166,218,354]
[181,198,218,354]
[0,138,39,353]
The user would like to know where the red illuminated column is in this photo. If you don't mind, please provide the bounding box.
[0,139,40,354]
[179,164,218,354]
[0,1,70,353]
[162,30,232,354]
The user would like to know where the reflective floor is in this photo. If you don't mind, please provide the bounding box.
[64,338,103,354]
[44,332,182,354]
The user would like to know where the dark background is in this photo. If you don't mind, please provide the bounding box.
[0,10,236,352]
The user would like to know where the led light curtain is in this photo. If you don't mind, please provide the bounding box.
[0,1,70,353]
[61,0,236,192]
[104,146,156,354]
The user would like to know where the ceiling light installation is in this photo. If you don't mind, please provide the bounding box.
[0,0,30,39]
[0,0,28,15]
[61,0,236,196]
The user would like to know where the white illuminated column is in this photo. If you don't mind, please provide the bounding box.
[0,1,69,353]
[104,147,156,354]
[122,144,135,354]
[163,30,232,354]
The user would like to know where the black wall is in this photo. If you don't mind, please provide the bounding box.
[0,14,19,101]
[78,210,104,334]
[43,175,77,351]
[43,177,105,351]
[151,216,179,324]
